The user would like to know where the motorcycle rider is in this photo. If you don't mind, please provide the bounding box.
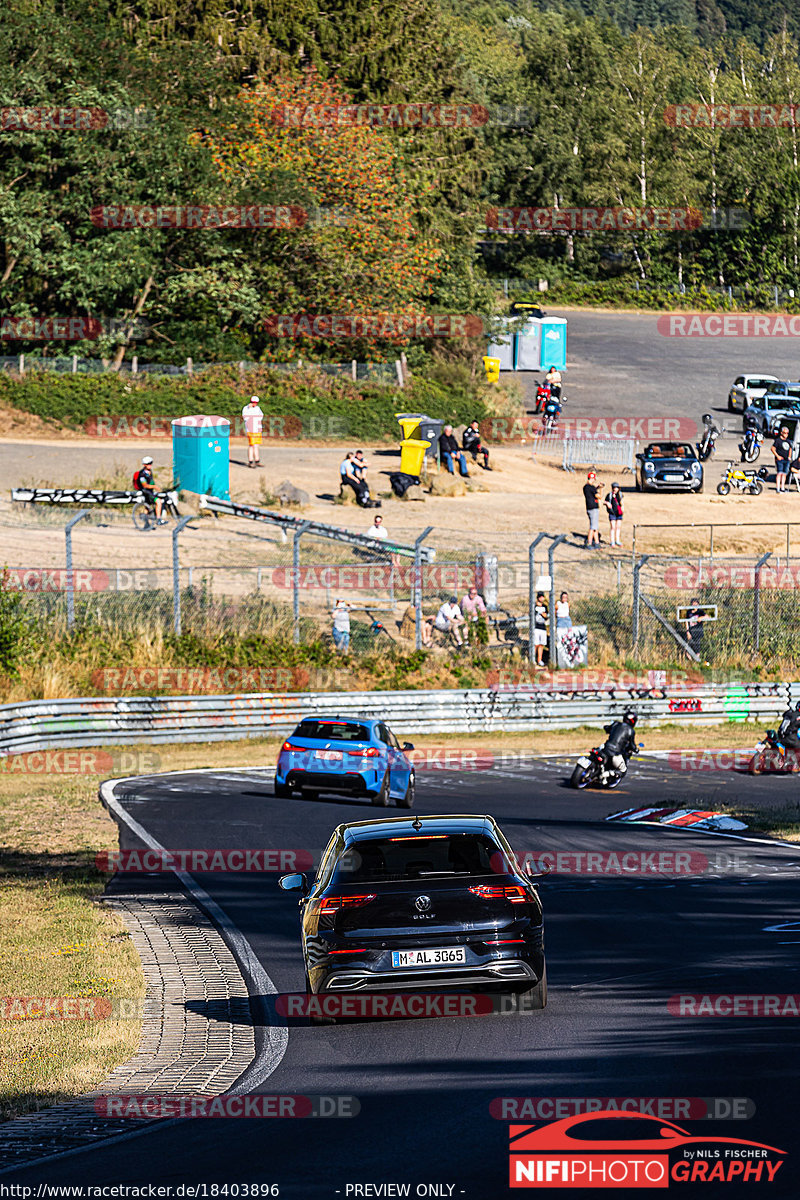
[739,410,761,462]
[601,708,638,776]
[698,412,720,459]
[777,700,800,768]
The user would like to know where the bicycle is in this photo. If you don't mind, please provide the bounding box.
[132,488,180,531]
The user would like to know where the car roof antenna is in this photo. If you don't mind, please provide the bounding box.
[412,815,423,831]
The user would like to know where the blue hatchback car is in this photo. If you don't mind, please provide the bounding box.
[274,717,416,807]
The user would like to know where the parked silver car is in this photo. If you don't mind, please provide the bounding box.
[727,374,779,413]
[743,388,800,433]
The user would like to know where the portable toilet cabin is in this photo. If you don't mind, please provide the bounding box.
[172,415,230,499]
[513,319,542,370]
[538,316,567,371]
[486,317,515,372]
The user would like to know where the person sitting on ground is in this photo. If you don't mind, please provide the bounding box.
[339,452,379,507]
[434,595,466,646]
[133,456,165,524]
[439,426,470,477]
[462,420,491,470]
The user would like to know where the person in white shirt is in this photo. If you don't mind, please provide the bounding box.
[556,591,571,631]
[366,514,388,540]
[434,596,466,646]
[545,365,562,399]
[242,395,264,468]
[331,599,351,652]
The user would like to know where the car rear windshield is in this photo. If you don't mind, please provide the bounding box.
[332,833,507,882]
[748,378,778,390]
[292,721,371,742]
[643,443,693,458]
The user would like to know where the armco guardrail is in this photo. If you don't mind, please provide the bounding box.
[0,683,791,757]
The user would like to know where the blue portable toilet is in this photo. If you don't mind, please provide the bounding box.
[486,317,515,371]
[539,317,567,371]
[172,415,230,499]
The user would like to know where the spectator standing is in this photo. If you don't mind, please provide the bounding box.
[439,426,470,477]
[604,482,624,547]
[434,595,466,646]
[772,425,792,493]
[366,514,388,540]
[684,597,709,664]
[533,591,548,668]
[556,591,572,632]
[332,599,351,653]
[463,420,491,470]
[241,395,264,468]
[583,471,601,547]
[545,365,562,400]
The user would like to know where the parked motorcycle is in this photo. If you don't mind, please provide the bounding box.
[749,730,800,774]
[717,462,769,496]
[534,380,551,412]
[739,426,764,463]
[697,413,721,461]
[570,741,643,789]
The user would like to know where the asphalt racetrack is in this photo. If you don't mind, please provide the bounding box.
[4,755,800,1196]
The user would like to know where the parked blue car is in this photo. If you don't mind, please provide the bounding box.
[274,716,416,807]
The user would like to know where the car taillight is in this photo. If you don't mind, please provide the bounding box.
[486,937,525,944]
[469,885,529,904]
[346,746,380,757]
[282,741,302,752]
[318,893,376,915]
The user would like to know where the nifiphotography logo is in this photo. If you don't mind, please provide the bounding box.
[508,1110,786,1188]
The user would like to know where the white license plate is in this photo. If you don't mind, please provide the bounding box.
[576,756,591,767]
[391,947,466,968]
[664,474,684,481]
[315,749,342,762]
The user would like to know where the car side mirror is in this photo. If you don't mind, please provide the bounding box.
[524,860,551,881]
[402,742,414,751]
[279,872,308,894]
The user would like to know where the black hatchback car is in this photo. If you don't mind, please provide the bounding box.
[279,813,546,1005]
[635,442,704,492]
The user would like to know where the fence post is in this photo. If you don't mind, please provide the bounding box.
[172,515,195,635]
[754,551,771,655]
[548,534,567,667]
[64,511,90,630]
[527,533,552,663]
[709,525,714,560]
[632,554,649,650]
[293,521,311,645]
[19,354,24,376]
[414,527,434,650]
[72,355,78,374]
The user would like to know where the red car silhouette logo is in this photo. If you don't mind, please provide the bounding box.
[510,1110,786,1155]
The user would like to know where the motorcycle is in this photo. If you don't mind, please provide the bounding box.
[697,416,721,461]
[749,729,800,774]
[542,396,564,433]
[717,462,769,496]
[739,426,763,463]
[534,381,551,413]
[570,741,643,789]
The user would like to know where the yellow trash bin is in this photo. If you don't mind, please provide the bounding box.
[483,355,501,383]
[399,438,430,476]
[396,415,424,441]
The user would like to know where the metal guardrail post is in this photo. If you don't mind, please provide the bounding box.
[64,511,90,630]
[414,527,434,650]
[527,533,552,663]
[632,554,649,650]
[754,551,771,655]
[293,521,311,645]
[173,515,195,635]
[548,534,567,666]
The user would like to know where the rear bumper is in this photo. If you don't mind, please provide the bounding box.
[281,768,375,795]
[321,958,540,992]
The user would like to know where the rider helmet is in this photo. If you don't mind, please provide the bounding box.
[702,413,713,424]
[623,709,637,726]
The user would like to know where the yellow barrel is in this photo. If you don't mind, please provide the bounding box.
[483,355,501,383]
[399,438,430,476]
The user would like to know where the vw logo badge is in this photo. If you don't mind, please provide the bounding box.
[415,895,431,912]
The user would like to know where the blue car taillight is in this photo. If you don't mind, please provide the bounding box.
[346,747,380,757]
[282,741,303,752]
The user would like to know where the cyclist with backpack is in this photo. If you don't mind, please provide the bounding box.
[133,456,165,524]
